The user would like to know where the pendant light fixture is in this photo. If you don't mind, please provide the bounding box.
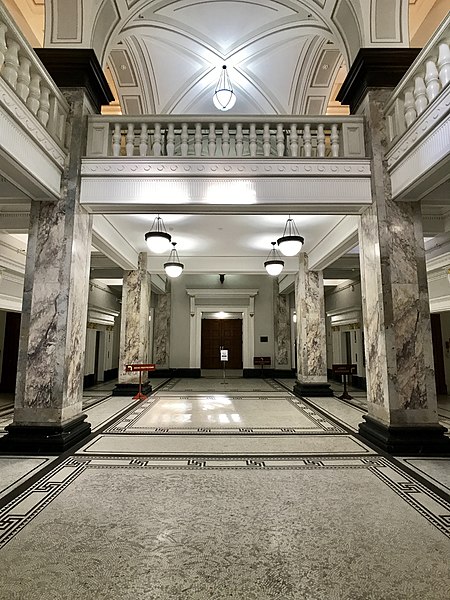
[164,242,184,278]
[145,215,172,254]
[264,242,285,276]
[277,216,304,257]
[213,65,236,111]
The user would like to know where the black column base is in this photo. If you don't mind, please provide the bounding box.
[112,382,152,397]
[293,381,333,398]
[359,415,450,456]
[0,414,91,455]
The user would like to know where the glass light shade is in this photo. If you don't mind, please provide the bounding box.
[213,89,236,111]
[145,231,172,253]
[164,261,184,278]
[213,65,236,111]
[264,259,284,276]
[277,235,304,257]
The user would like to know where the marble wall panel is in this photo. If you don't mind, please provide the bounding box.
[295,254,327,384]
[153,291,171,369]
[358,89,439,427]
[119,253,151,384]
[274,282,290,368]
[14,90,93,427]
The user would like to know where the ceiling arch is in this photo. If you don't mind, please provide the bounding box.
[43,0,411,115]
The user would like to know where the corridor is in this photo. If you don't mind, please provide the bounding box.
[0,378,449,599]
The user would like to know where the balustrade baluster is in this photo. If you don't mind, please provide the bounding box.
[112,123,122,156]
[126,123,135,156]
[16,55,31,102]
[236,123,243,157]
[194,123,202,156]
[153,123,162,156]
[2,37,20,88]
[425,60,440,102]
[26,73,41,115]
[303,124,312,157]
[208,123,216,156]
[289,124,298,157]
[276,123,284,157]
[180,123,188,156]
[222,123,230,157]
[0,23,7,70]
[317,123,325,157]
[167,123,175,156]
[404,88,417,127]
[331,124,339,157]
[37,86,50,127]
[413,75,428,115]
[263,123,270,157]
[139,123,148,156]
[249,123,257,157]
[437,43,450,87]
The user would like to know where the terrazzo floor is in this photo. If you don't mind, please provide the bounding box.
[0,377,449,599]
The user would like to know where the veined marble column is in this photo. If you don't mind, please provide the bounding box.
[273,282,290,371]
[153,290,171,370]
[113,252,151,396]
[356,89,448,454]
[1,90,94,453]
[293,253,332,398]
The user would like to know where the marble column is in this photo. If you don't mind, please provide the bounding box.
[356,89,448,454]
[273,282,290,371]
[1,90,94,453]
[293,253,332,398]
[153,289,171,370]
[113,252,151,396]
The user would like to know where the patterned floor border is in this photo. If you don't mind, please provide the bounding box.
[104,394,346,435]
[159,378,285,393]
[0,454,449,549]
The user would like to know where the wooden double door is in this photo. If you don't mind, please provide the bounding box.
[201,318,243,369]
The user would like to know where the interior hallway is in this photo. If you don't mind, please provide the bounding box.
[0,378,449,599]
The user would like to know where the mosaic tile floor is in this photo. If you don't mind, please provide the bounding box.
[0,377,449,599]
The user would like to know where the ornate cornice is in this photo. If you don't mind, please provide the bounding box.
[81,158,371,177]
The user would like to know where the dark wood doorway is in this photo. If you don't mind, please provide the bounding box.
[0,311,21,393]
[201,318,243,369]
[431,313,447,395]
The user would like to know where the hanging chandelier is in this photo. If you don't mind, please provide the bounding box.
[213,65,236,111]
[277,216,304,256]
[144,215,172,254]
[164,242,184,278]
[264,242,285,276]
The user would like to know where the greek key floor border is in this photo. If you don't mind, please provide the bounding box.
[104,394,346,435]
[1,454,449,549]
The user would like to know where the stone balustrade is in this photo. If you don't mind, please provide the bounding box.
[385,12,450,146]
[0,3,69,147]
[86,115,366,159]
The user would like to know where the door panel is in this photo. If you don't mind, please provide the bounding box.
[201,319,243,369]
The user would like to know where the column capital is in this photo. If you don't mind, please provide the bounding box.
[35,48,114,112]
[336,48,421,113]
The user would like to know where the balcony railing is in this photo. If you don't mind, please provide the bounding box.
[86,115,366,159]
[0,3,69,148]
[385,12,450,146]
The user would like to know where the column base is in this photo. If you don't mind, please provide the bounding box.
[112,382,152,397]
[0,414,91,454]
[359,415,450,456]
[293,381,333,398]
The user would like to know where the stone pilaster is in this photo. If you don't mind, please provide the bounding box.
[113,252,151,396]
[293,253,332,398]
[153,290,171,369]
[356,89,448,454]
[1,89,94,453]
[273,282,290,371]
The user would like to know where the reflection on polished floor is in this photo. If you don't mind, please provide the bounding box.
[0,377,449,599]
